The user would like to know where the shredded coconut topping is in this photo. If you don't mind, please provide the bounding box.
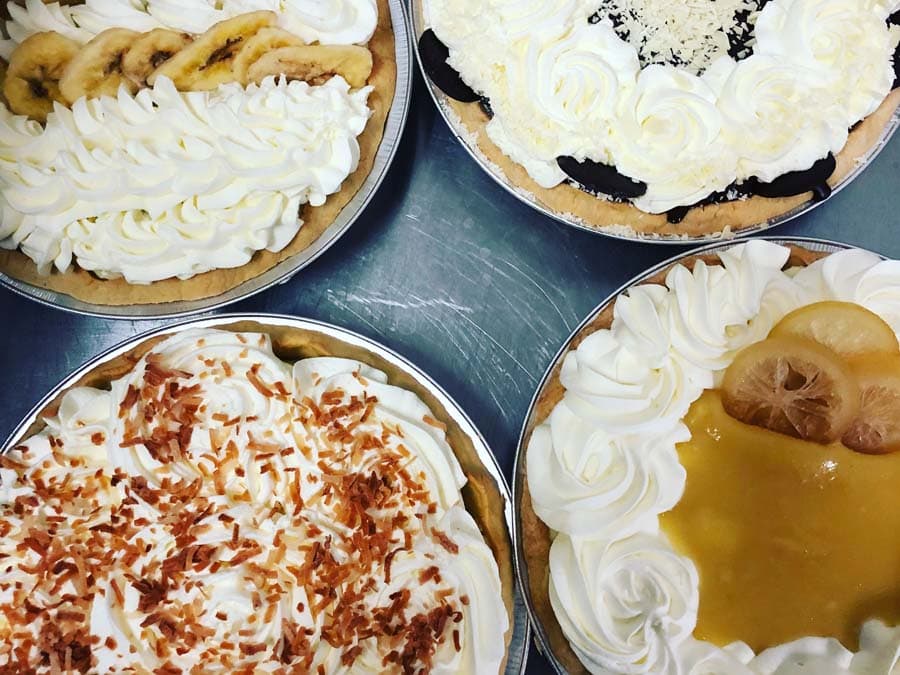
[0,330,507,674]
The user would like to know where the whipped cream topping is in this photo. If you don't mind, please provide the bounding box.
[0,329,508,673]
[0,0,378,59]
[527,240,900,673]
[0,76,372,283]
[426,0,899,212]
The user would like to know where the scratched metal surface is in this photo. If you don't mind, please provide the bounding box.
[0,66,898,672]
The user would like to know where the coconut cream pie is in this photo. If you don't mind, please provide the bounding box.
[419,0,900,237]
[0,327,510,672]
[522,241,900,673]
[0,0,396,305]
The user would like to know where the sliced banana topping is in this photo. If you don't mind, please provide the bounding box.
[148,11,276,91]
[122,28,193,87]
[3,10,375,122]
[4,31,79,122]
[247,44,373,88]
[59,28,140,104]
[233,27,305,85]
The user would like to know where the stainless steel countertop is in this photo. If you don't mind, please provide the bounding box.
[1,68,898,672]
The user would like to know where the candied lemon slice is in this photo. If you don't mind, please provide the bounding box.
[843,356,900,454]
[722,336,859,444]
[770,301,899,358]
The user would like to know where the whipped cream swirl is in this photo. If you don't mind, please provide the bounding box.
[0,329,508,673]
[549,532,699,674]
[613,65,736,213]
[427,0,898,212]
[0,76,372,283]
[705,54,849,183]
[1,0,378,58]
[527,241,900,673]
[527,400,689,537]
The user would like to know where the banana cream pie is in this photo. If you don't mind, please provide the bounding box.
[522,241,900,673]
[419,0,900,237]
[0,326,511,673]
[0,0,396,305]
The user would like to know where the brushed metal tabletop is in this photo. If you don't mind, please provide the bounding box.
[1,68,898,672]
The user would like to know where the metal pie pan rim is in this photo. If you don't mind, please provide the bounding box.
[409,0,899,245]
[2,312,530,675]
[510,236,875,673]
[0,0,414,320]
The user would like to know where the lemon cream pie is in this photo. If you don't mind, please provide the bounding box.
[0,327,510,672]
[0,0,396,305]
[419,0,900,236]
[522,241,900,673]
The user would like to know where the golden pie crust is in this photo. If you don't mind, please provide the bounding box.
[15,320,515,673]
[444,88,900,238]
[0,0,398,305]
[518,245,828,674]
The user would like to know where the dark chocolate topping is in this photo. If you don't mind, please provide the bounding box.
[665,205,692,225]
[727,0,771,61]
[665,183,752,224]
[418,29,480,103]
[749,154,836,201]
[893,41,899,89]
[887,11,899,87]
[557,156,647,199]
[589,0,769,72]
[479,97,494,119]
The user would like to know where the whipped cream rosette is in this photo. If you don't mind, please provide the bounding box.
[0,0,403,311]
[517,239,900,674]
[0,318,520,673]
[416,0,900,237]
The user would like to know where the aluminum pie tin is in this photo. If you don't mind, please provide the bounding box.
[410,0,900,244]
[3,313,529,675]
[511,237,869,673]
[0,0,413,320]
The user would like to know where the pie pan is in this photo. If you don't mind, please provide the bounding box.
[3,313,530,674]
[0,0,412,318]
[411,0,900,243]
[512,237,866,673]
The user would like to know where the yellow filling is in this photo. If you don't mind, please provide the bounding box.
[660,390,900,651]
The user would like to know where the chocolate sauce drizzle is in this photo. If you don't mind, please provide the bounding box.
[893,11,900,88]
[748,154,836,201]
[417,30,480,103]
[557,156,647,199]
[894,45,900,89]
[666,184,753,224]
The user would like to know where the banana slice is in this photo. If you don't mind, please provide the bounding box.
[233,27,305,85]
[4,31,80,122]
[148,10,276,91]
[59,28,141,104]
[246,44,373,88]
[122,28,193,87]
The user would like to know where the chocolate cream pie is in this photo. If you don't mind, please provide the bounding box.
[0,0,396,305]
[0,324,513,673]
[419,0,900,237]
[521,241,900,673]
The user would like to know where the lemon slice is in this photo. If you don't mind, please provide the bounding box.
[770,301,899,358]
[722,336,860,444]
[843,357,900,455]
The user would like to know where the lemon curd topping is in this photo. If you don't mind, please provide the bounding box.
[660,390,900,652]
